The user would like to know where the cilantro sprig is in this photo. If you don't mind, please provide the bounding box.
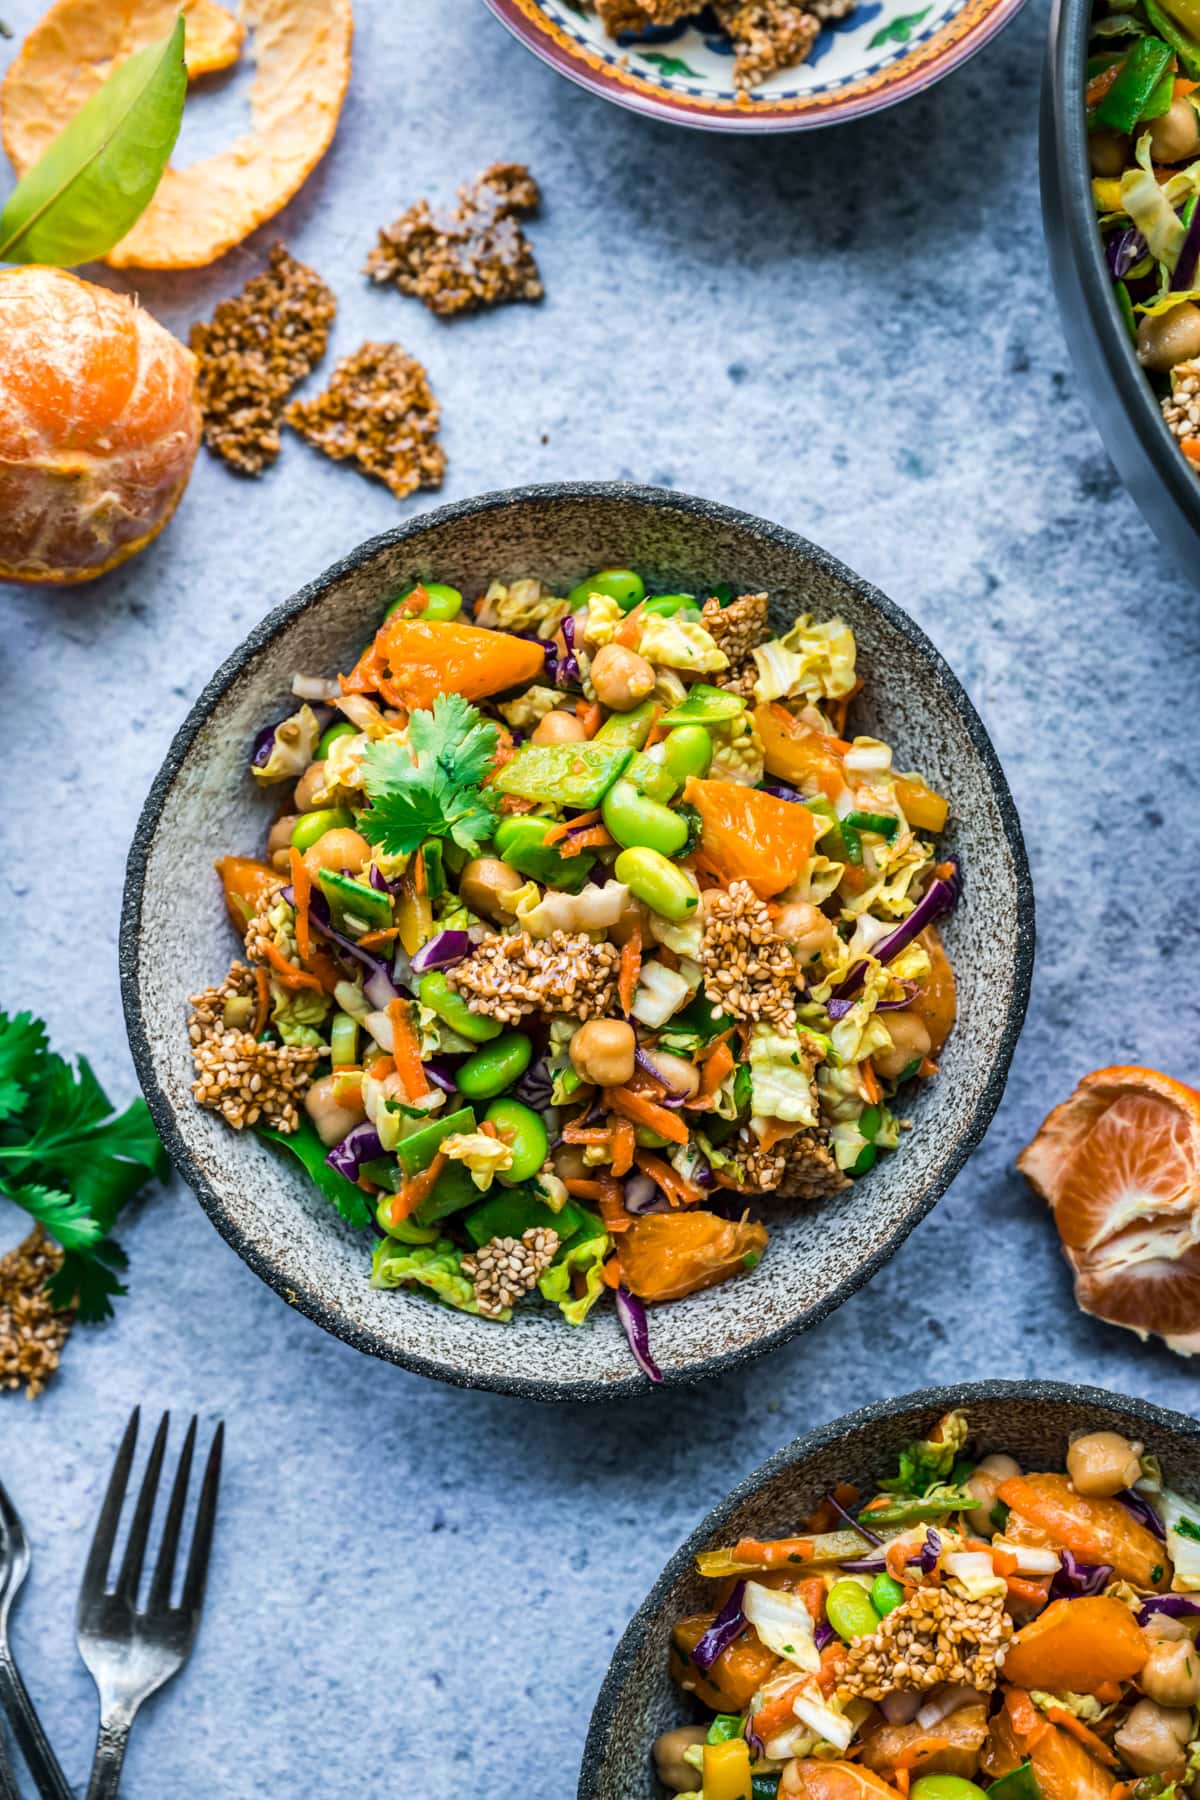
[0,1010,167,1321]
[360,694,501,858]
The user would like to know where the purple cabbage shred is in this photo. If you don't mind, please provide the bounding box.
[691,1580,746,1670]
[614,1285,663,1384]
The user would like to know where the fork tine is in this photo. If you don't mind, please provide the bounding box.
[114,1412,169,1605]
[80,1408,139,1603]
[147,1416,196,1614]
[180,1422,223,1618]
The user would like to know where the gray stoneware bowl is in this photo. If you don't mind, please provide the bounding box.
[121,483,1034,1400]
[1042,0,1200,582]
[579,1380,1200,1797]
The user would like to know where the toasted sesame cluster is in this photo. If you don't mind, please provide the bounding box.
[189,243,337,476]
[242,886,291,965]
[188,962,319,1132]
[713,0,821,85]
[285,342,446,501]
[701,881,800,1030]
[461,1227,560,1317]
[840,1585,1013,1702]
[0,1228,75,1399]
[702,592,771,665]
[447,931,620,1024]
[595,0,696,27]
[775,1129,849,1199]
[1162,361,1200,459]
[366,163,543,317]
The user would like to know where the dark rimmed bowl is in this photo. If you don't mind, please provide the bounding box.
[579,1379,1200,1797]
[121,482,1033,1401]
[1042,0,1200,582]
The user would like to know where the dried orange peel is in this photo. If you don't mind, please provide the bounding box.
[2,0,353,270]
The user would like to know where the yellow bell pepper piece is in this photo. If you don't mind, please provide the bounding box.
[702,1739,752,1800]
[894,771,948,835]
[1091,176,1124,215]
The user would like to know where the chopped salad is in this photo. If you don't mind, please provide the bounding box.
[188,569,957,1378]
[655,1410,1200,1798]
[1088,0,1200,468]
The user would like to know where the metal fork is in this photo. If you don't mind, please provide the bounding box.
[0,1481,72,1800]
[77,1409,224,1800]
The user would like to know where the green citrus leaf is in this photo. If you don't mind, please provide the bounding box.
[0,15,186,267]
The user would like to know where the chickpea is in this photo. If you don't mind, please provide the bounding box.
[609,890,651,948]
[1089,128,1130,176]
[590,642,656,712]
[872,1011,932,1082]
[1141,1638,1200,1707]
[1137,302,1200,373]
[653,1726,707,1794]
[964,1452,1022,1539]
[1115,1698,1193,1775]
[570,1018,636,1088]
[531,710,587,745]
[458,856,524,922]
[268,814,301,872]
[552,1144,591,1183]
[639,1048,701,1100]
[300,827,371,880]
[304,1074,366,1148]
[1150,95,1200,164]
[1066,1430,1142,1498]
[293,760,329,812]
[775,900,836,960]
[1145,1611,1193,1643]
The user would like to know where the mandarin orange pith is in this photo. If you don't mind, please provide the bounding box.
[0,266,200,585]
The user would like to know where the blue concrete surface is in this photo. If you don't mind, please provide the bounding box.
[2,0,1199,1794]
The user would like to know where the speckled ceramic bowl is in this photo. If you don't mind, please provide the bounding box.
[122,483,1033,1400]
[482,0,1029,131]
[579,1380,1200,1796]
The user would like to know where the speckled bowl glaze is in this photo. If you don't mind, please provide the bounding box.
[579,1380,1200,1796]
[481,0,1029,131]
[122,483,1033,1400]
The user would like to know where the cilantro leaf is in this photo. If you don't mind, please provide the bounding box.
[0,1181,105,1252]
[0,1011,47,1121]
[361,697,501,859]
[47,1238,130,1323]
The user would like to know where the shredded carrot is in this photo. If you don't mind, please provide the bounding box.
[479,1117,499,1139]
[332,1070,362,1105]
[860,1060,882,1105]
[367,1055,395,1082]
[1005,1687,1052,1747]
[894,1773,910,1799]
[610,1116,636,1178]
[544,809,600,846]
[578,700,603,738]
[1177,76,1199,95]
[699,1038,735,1098]
[289,847,313,965]
[261,941,324,991]
[886,1538,919,1587]
[388,1149,446,1224]
[1045,1707,1118,1767]
[751,1677,807,1741]
[252,964,271,1036]
[634,1149,702,1208]
[413,846,427,896]
[618,931,642,1017]
[1085,59,1123,106]
[356,926,403,948]
[562,1121,611,1145]
[387,998,429,1101]
[1006,1574,1051,1606]
[563,1177,610,1199]
[559,824,613,856]
[815,1640,848,1696]
[1182,436,1200,464]
[614,601,646,646]
[731,1535,814,1567]
[599,1190,634,1235]
[1092,1680,1123,1706]
[607,1085,689,1145]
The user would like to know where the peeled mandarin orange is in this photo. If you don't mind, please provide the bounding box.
[997,1473,1171,1590]
[1018,1066,1200,1355]
[754,702,850,803]
[684,776,815,899]
[343,617,546,712]
[617,1209,768,1302]
[909,926,957,1055]
[670,1614,777,1713]
[779,1763,900,1800]
[999,1594,1149,1691]
[0,267,200,585]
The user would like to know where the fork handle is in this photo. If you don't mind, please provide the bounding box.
[86,1714,133,1800]
[0,1649,74,1800]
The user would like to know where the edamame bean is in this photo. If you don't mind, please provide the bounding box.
[614,846,699,921]
[660,725,713,784]
[386,581,463,621]
[486,1095,547,1182]
[910,1779,989,1800]
[634,1125,671,1148]
[566,568,645,612]
[870,1572,906,1618]
[602,779,689,856]
[291,808,353,851]
[457,1032,533,1101]
[641,594,699,619]
[418,972,502,1044]
[317,720,357,760]
[375,1195,439,1245]
[825,1579,882,1643]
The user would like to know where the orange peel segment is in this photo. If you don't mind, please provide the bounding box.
[2,0,353,271]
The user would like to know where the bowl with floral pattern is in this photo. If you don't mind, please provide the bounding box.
[481,0,1030,130]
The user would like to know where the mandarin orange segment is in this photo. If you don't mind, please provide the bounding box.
[0,267,199,585]
[669,1613,777,1713]
[778,1763,901,1800]
[216,857,282,932]
[909,926,957,1055]
[999,1595,1148,1692]
[348,617,547,712]
[618,1210,768,1303]
[997,1473,1171,1589]
[983,1692,1116,1800]
[1074,1233,1200,1352]
[683,777,815,899]
[754,703,849,802]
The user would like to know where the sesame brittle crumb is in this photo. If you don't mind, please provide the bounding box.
[1,1228,75,1400]
[462,1228,559,1317]
[285,342,446,501]
[188,961,319,1133]
[366,163,543,318]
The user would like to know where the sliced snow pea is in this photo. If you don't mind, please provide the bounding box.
[372,1187,439,1244]
[493,815,594,891]
[291,807,353,851]
[329,1011,359,1069]
[317,719,356,759]
[623,751,679,805]
[566,567,645,612]
[661,683,745,727]
[706,1715,746,1746]
[602,779,688,856]
[751,1779,781,1800]
[1093,35,1173,132]
[396,1106,476,1175]
[857,1495,969,1526]
[456,1032,533,1101]
[660,725,713,784]
[614,846,700,920]
[317,869,392,933]
[844,810,899,840]
[418,972,502,1044]
[982,1767,1040,1800]
[485,1096,548,1182]
[493,742,633,809]
[464,1188,584,1248]
[826,1579,882,1642]
[386,581,463,621]
[1145,0,1200,80]
[594,697,658,750]
[851,1142,877,1175]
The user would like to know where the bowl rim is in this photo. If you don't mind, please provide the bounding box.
[578,1377,1200,1796]
[480,0,1030,134]
[1042,0,1200,535]
[120,480,1034,1401]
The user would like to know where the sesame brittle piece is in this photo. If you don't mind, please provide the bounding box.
[189,243,337,476]
[446,931,619,1025]
[776,1131,850,1199]
[285,342,446,501]
[188,961,319,1133]
[366,162,543,318]
[0,1228,75,1399]
[712,0,821,87]
[701,880,799,1030]
[462,1228,560,1317]
[702,592,771,666]
[840,1586,1013,1702]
